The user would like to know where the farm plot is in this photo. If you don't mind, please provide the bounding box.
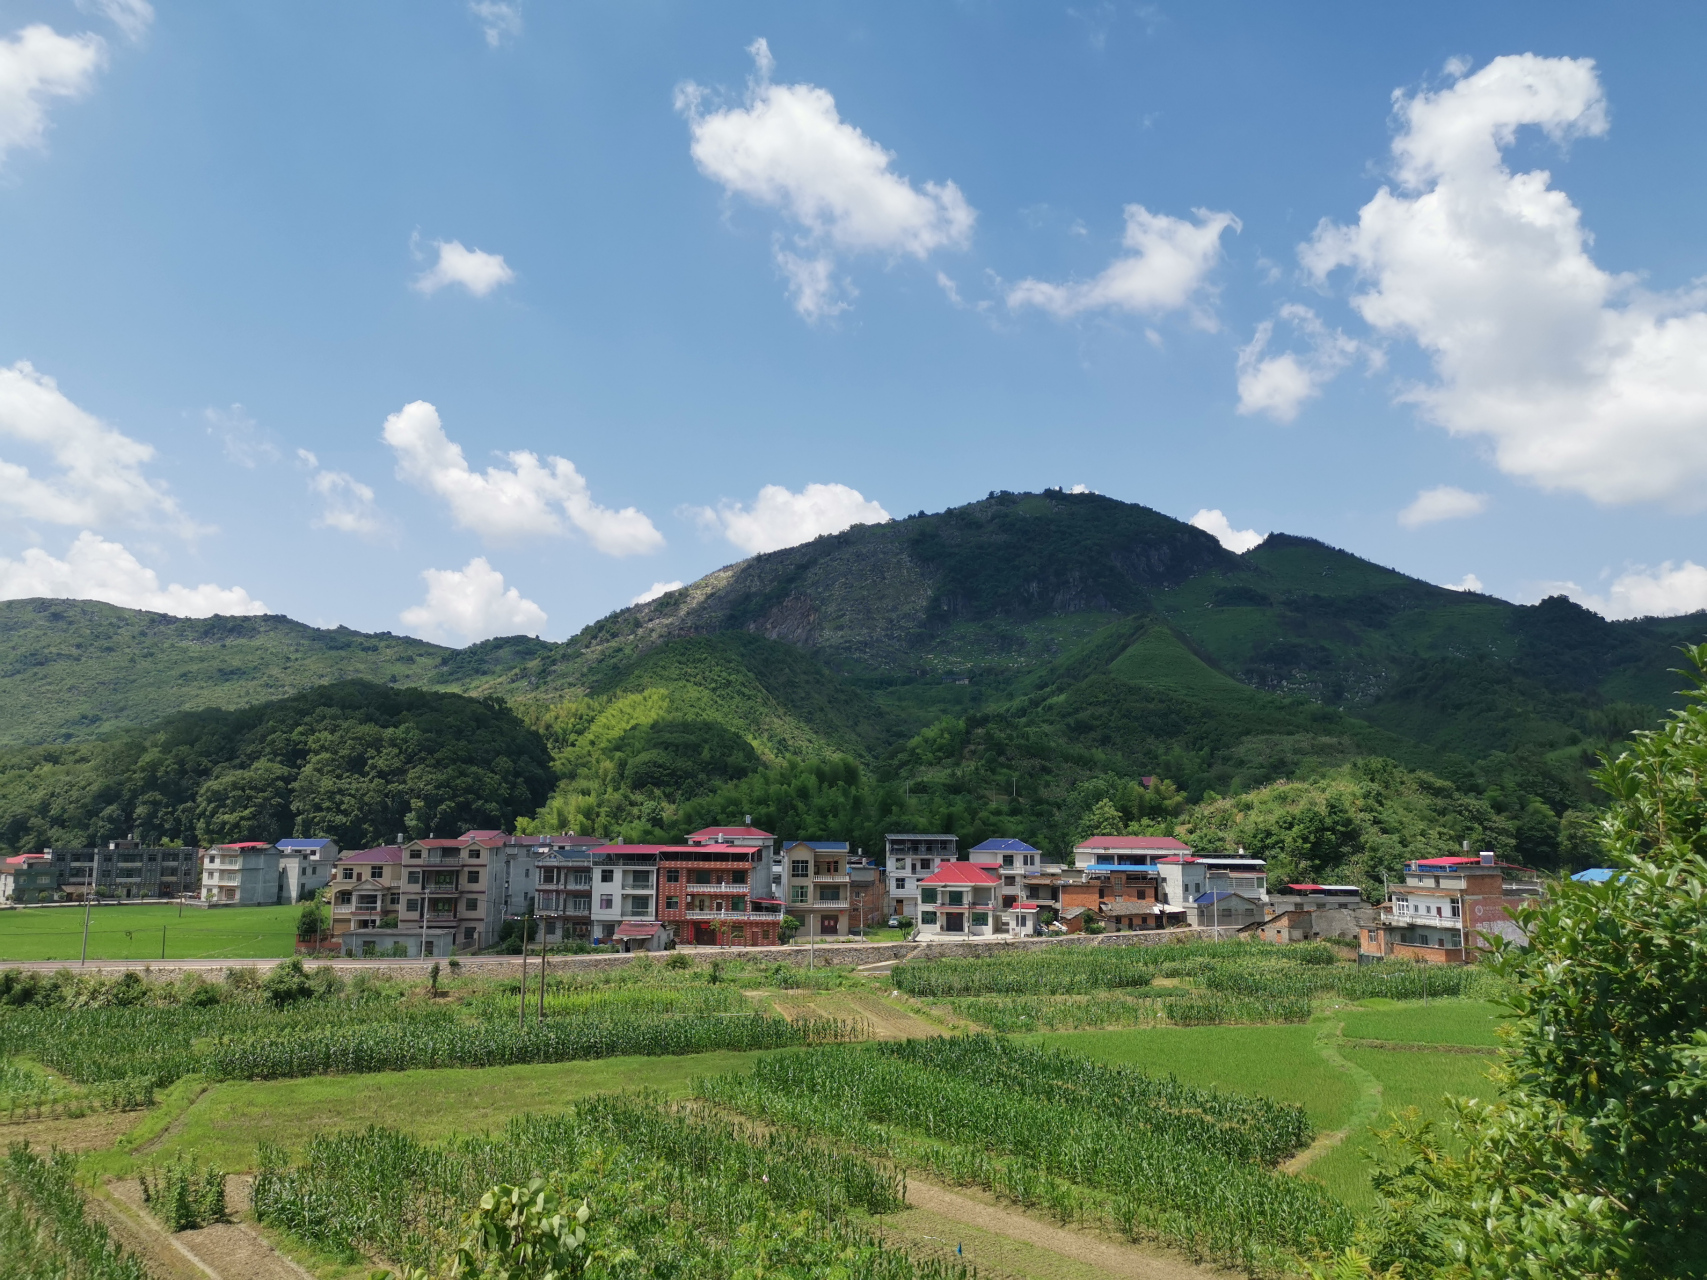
[250,1092,968,1280]
[0,1145,152,1280]
[698,1034,1355,1276]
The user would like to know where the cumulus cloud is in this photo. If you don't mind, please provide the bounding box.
[0,531,265,616]
[1236,304,1365,422]
[297,449,387,537]
[401,557,546,644]
[1304,54,1707,508]
[413,239,515,297]
[677,38,975,320]
[1398,485,1490,529]
[1546,562,1707,620]
[1188,508,1263,554]
[0,361,197,535]
[1441,573,1485,593]
[1007,205,1239,326]
[631,580,684,606]
[0,23,106,168]
[382,400,662,555]
[76,0,152,43]
[205,404,278,468]
[690,482,890,555]
[468,1,521,47]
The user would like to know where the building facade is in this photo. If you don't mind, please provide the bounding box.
[780,840,853,937]
[1360,853,1542,964]
[914,861,1001,938]
[885,833,958,921]
[660,843,780,947]
[12,843,200,901]
[275,839,340,902]
[202,843,286,905]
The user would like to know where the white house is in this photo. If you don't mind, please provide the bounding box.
[885,833,958,922]
[915,861,1002,939]
[201,843,285,905]
[275,838,339,901]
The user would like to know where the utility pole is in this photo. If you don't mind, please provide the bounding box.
[518,918,529,1031]
[538,922,546,1021]
[161,925,167,959]
[79,896,92,966]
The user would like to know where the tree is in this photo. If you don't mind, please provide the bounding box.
[1358,644,1707,1279]
[296,900,327,942]
[1078,799,1125,841]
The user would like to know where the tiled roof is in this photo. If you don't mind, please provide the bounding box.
[971,838,1039,854]
[217,841,273,849]
[921,862,1000,886]
[461,830,508,842]
[613,921,662,938]
[338,846,404,863]
[1009,900,1046,910]
[792,841,849,852]
[1102,900,1162,916]
[1195,890,1252,905]
[1072,836,1189,850]
[409,839,465,849]
[687,826,774,840]
[276,838,333,849]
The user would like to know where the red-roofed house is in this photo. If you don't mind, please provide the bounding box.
[1361,851,1543,964]
[915,861,1001,938]
[0,854,52,904]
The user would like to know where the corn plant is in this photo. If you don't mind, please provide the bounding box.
[0,1144,152,1280]
[140,1156,227,1232]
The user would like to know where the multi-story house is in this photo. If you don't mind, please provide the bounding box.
[1360,853,1542,964]
[779,840,853,938]
[686,824,778,897]
[18,842,201,901]
[847,857,884,935]
[658,843,780,947]
[1193,890,1265,930]
[588,844,660,945]
[1062,866,1185,932]
[914,862,1001,938]
[884,833,958,922]
[401,837,493,951]
[0,854,53,903]
[202,843,287,905]
[1073,834,1193,868]
[275,839,340,902]
[532,838,601,945]
[328,846,404,938]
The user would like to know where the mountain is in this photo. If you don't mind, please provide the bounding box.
[0,599,547,746]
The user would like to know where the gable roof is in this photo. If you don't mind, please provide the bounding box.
[784,840,849,852]
[1195,890,1258,905]
[461,830,508,843]
[970,838,1039,854]
[1072,836,1189,851]
[687,826,773,841]
[338,846,404,863]
[407,839,464,849]
[215,841,273,850]
[921,862,1001,886]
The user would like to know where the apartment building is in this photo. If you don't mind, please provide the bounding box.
[587,844,660,944]
[779,840,853,938]
[884,833,958,922]
[12,843,200,901]
[533,840,600,944]
[275,839,339,902]
[685,825,778,898]
[202,843,286,905]
[659,843,780,947]
[914,861,1001,938]
[1360,853,1542,964]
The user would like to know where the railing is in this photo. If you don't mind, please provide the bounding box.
[681,910,783,921]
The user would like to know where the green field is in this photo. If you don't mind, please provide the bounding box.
[0,904,298,960]
[1341,998,1509,1047]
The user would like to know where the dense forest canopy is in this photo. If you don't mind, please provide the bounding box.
[0,681,553,852]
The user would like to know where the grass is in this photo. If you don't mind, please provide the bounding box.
[0,903,299,960]
[116,1049,773,1172]
[1340,998,1508,1048]
[1026,1022,1360,1132]
[1307,1046,1500,1208]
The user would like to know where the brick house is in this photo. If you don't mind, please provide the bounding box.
[1360,853,1542,964]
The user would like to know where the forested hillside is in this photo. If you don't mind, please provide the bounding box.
[3,490,1704,890]
[0,681,553,853]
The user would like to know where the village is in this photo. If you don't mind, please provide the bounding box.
[0,824,1558,965]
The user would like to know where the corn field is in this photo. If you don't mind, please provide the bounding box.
[0,1145,153,1280]
[251,1093,970,1280]
[945,987,1310,1031]
[696,1036,1353,1277]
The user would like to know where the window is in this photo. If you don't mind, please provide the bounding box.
[539,868,556,885]
[465,898,478,911]
[630,871,651,888]
[791,860,809,878]
[665,869,680,883]
[342,869,354,880]
[818,887,842,903]
[920,910,937,924]
[467,849,480,860]
[1002,854,1014,868]
[665,897,679,911]
[947,890,966,907]
[893,877,907,890]
[389,893,400,906]
[920,886,937,904]
[356,894,379,907]
[406,898,420,912]
[335,892,352,905]
[409,849,422,859]
[791,886,808,903]
[407,870,421,885]
[600,869,614,883]
[599,894,613,910]
[463,927,476,943]
[571,896,590,912]
[732,870,747,885]
[466,870,480,885]
[971,911,988,926]
[369,867,383,878]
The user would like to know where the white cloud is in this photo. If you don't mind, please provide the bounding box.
[1068,483,1095,494]
[382,400,662,555]
[205,403,278,468]
[1007,204,1239,326]
[297,449,386,537]
[1304,54,1707,509]
[0,23,106,168]
[631,580,684,606]
[1398,485,1490,529]
[690,482,890,555]
[677,38,975,320]
[468,1,521,47]
[1188,508,1263,554]
[1441,573,1485,593]
[0,361,197,535]
[76,0,152,43]
[1236,304,1365,422]
[1547,562,1707,620]
[413,240,515,297]
[401,557,546,644]
[0,531,265,616]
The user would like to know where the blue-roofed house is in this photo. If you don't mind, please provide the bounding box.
[1570,868,1622,883]
[1193,890,1264,931]
[275,838,340,901]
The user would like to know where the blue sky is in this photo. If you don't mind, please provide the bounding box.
[1,1,1705,642]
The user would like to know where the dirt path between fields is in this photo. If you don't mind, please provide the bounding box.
[1284,1018,1383,1175]
[898,1178,1224,1280]
[106,1176,313,1280]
